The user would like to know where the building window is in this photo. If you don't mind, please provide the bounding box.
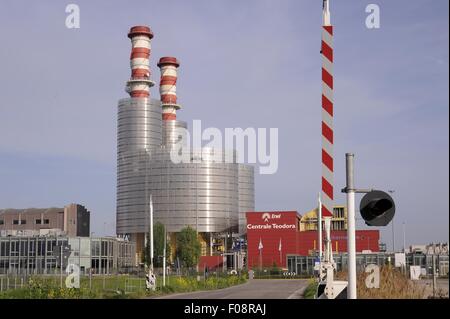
[35,219,42,225]
[0,220,3,225]
[21,220,26,225]
[12,220,19,225]
[44,219,50,225]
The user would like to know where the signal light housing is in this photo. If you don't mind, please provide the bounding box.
[360,190,395,226]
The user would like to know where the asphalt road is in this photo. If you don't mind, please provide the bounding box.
[156,279,309,299]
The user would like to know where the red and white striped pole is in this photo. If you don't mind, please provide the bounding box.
[126,26,155,98]
[321,0,334,222]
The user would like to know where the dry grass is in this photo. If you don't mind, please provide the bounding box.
[335,266,425,299]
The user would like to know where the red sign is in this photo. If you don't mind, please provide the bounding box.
[246,211,380,269]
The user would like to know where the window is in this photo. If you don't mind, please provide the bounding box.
[0,220,4,225]
[35,219,42,225]
[20,220,26,225]
[44,219,50,225]
[12,220,19,225]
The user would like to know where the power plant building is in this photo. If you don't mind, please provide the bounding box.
[116,26,255,261]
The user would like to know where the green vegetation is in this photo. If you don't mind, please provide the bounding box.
[303,279,318,299]
[0,273,247,299]
[176,226,201,268]
[142,222,171,267]
[252,267,309,279]
[161,273,247,294]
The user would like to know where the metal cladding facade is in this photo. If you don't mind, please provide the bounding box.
[162,120,187,147]
[246,211,380,269]
[147,148,239,233]
[116,26,255,239]
[116,98,162,234]
[321,1,334,218]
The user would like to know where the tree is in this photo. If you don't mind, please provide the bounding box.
[176,226,201,269]
[142,222,171,268]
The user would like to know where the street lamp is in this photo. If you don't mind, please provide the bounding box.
[402,222,406,253]
[388,190,395,252]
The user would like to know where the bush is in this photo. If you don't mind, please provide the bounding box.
[0,278,98,299]
[303,278,318,299]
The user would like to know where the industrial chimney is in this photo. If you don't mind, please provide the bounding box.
[126,26,155,98]
[157,57,181,120]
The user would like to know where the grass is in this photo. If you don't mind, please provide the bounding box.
[0,273,247,299]
[335,266,425,299]
[303,266,427,299]
[303,278,318,299]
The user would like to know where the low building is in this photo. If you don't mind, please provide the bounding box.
[246,211,380,269]
[300,206,347,231]
[0,236,135,275]
[0,203,90,237]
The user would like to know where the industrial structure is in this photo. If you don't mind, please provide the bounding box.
[116,26,255,262]
[0,204,90,238]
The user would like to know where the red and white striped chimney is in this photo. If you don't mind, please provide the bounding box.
[126,26,155,98]
[157,57,181,120]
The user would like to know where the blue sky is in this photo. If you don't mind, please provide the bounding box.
[0,0,448,249]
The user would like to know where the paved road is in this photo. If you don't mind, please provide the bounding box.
[156,279,309,299]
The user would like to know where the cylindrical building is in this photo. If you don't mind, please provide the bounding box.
[147,148,239,234]
[116,98,162,236]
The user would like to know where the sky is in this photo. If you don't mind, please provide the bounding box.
[0,0,448,250]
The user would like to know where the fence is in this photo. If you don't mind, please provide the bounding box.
[0,274,152,294]
[0,267,234,294]
[287,253,449,278]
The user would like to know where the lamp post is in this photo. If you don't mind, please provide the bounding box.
[163,225,166,287]
[388,190,395,252]
[402,222,406,253]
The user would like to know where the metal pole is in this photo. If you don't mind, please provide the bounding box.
[432,254,436,298]
[388,190,395,252]
[318,193,323,261]
[149,194,154,273]
[60,244,63,289]
[345,153,357,299]
[392,221,395,252]
[402,222,406,253]
[163,226,166,287]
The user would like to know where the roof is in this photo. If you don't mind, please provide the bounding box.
[0,207,64,216]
